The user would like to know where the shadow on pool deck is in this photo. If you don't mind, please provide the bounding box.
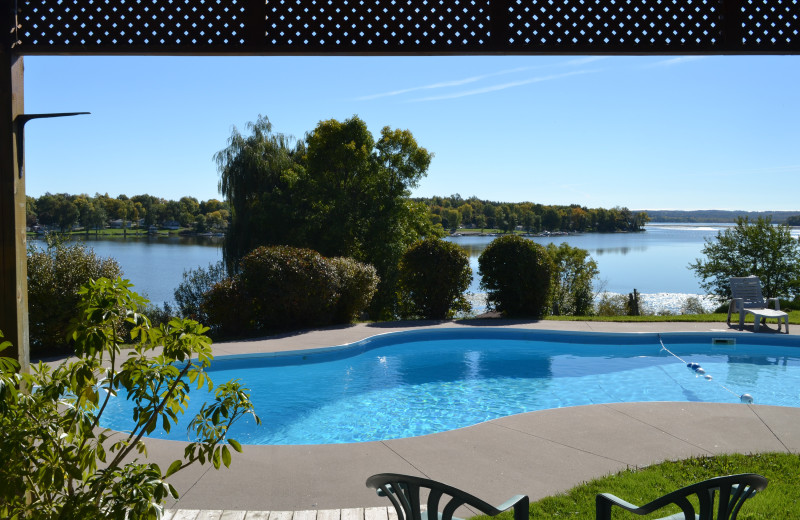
[150,320,799,512]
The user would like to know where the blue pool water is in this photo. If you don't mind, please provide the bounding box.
[101,329,800,445]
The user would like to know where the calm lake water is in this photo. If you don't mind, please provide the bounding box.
[36,224,799,310]
[31,234,224,308]
[454,224,728,295]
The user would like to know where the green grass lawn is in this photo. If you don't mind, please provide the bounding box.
[477,453,799,519]
[28,228,183,237]
[544,310,800,326]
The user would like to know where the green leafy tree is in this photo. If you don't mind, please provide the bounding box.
[306,118,441,317]
[541,207,561,231]
[86,202,108,234]
[216,115,441,318]
[37,193,80,232]
[26,195,38,227]
[194,214,208,233]
[174,261,228,323]
[398,238,472,319]
[215,115,307,269]
[205,210,227,231]
[27,235,122,353]
[478,235,553,318]
[132,194,163,227]
[546,243,599,316]
[0,277,258,520]
[689,216,800,300]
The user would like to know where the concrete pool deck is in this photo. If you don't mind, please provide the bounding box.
[154,319,800,515]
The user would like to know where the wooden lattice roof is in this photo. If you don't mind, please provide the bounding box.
[9,0,800,56]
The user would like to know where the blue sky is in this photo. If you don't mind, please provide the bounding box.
[23,55,800,211]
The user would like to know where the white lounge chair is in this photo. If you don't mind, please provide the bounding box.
[727,276,789,333]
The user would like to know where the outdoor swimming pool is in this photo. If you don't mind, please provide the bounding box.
[101,329,800,445]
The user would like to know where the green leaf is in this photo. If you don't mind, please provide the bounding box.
[222,445,232,467]
[212,447,221,469]
[228,439,243,452]
[165,459,183,478]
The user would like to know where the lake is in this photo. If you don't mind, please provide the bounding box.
[35,224,799,312]
[31,234,224,309]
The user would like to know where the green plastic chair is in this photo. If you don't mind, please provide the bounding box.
[366,473,529,520]
[596,473,768,520]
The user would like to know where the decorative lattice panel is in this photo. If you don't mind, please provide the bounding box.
[507,0,721,50]
[8,0,800,54]
[264,0,492,50]
[741,0,799,47]
[15,0,250,50]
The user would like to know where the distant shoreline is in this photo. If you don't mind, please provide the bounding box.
[637,209,800,224]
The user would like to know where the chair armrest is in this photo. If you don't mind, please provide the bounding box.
[728,298,743,326]
[495,495,529,520]
[495,495,528,511]
[767,297,781,310]
[596,493,644,519]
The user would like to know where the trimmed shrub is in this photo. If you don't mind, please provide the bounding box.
[398,238,472,319]
[478,235,553,318]
[201,278,252,336]
[27,235,122,353]
[202,246,378,336]
[238,246,339,330]
[329,257,380,323]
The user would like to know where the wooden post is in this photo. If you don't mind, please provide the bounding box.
[0,44,29,372]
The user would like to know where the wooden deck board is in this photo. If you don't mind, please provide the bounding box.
[165,508,389,520]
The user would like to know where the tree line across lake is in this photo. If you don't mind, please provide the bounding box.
[418,194,648,233]
[25,192,231,234]
[25,190,650,237]
[27,191,798,237]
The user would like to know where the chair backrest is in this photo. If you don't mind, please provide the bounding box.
[366,473,529,520]
[597,473,768,520]
[729,276,766,309]
[660,473,767,520]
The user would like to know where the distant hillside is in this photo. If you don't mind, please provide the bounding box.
[638,210,800,224]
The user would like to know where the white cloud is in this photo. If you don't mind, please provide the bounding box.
[357,58,605,101]
[409,70,595,101]
[645,56,707,68]
[356,66,539,100]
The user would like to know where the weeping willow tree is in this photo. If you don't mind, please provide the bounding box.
[215,115,307,271]
[214,115,442,318]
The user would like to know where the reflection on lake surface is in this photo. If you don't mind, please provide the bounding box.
[34,224,798,307]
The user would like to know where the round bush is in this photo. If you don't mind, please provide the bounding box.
[478,235,553,318]
[201,246,379,335]
[238,246,339,330]
[399,238,472,319]
[328,257,380,323]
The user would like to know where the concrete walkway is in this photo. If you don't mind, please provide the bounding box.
[152,320,799,515]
